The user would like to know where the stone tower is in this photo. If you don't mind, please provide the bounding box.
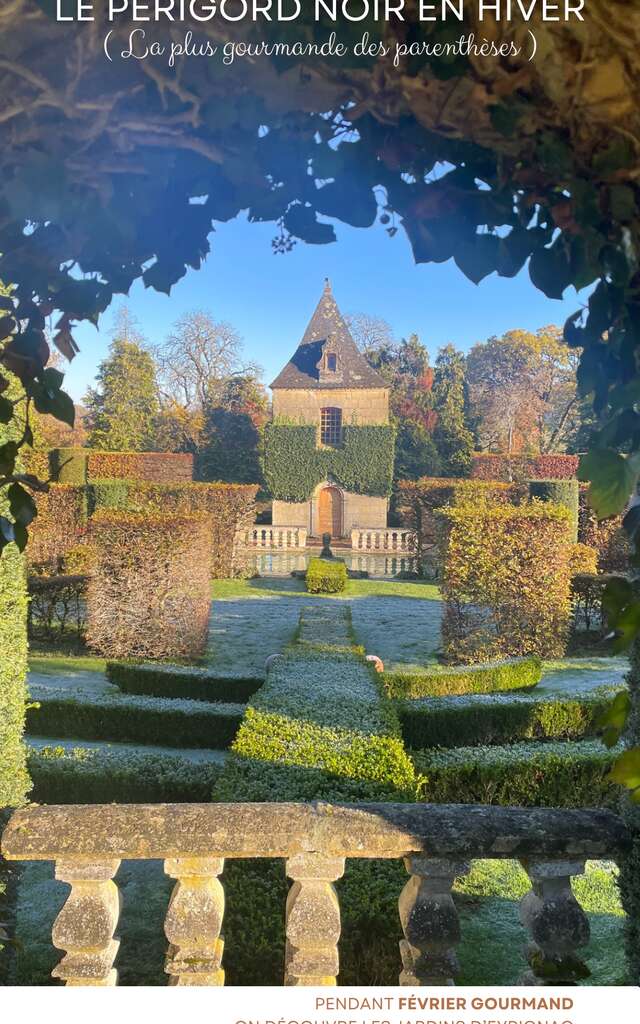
[268,281,392,538]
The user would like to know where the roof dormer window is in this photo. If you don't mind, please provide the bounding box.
[327,352,337,372]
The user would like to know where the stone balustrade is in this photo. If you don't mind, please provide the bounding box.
[1,802,629,987]
[351,528,416,553]
[243,526,308,549]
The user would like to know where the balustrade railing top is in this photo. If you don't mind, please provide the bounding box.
[2,801,630,988]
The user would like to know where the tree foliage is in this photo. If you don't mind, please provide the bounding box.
[467,328,584,456]
[199,374,268,483]
[432,344,475,477]
[85,307,159,452]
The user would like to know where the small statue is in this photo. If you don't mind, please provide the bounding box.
[319,532,334,559]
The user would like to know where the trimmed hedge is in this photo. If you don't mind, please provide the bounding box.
[27,744,223,803]
[26,685,244,749]
[578,488,630,572]
[399,686,623,749]
[26,484,87,572]
[413,739,618,808]
[619,618,640,983]
[529,478,579,543]
[440,500,574,662]
[87,511,213,659]
[305,556,347,594]
[49,447,87,485]
[0,541,30,809]
[0,406,30,809]
[471,453,579,482]
[87,480,257,578]
[262,422,395,502]
[50,448,194,484]
[382,655,541,699]
[107,661,263,703]
[394,477,521,575]
[229,646,415,791]
[218,603,416,796]
[212,604,417,985]
[87,450,193,483]
[212,601,617,985]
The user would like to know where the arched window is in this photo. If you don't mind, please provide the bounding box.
[320,407,342,447]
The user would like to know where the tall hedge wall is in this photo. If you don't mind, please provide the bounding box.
[471,453,579,482]
[87,481,257,577]
[395,477,521,574]
[262,423,395,502]
[23,478,256,579]
[440,500,574,663]
[0,411,30,809]
[26,484,87,572]
[578,486,630,572]
[47,448,194,484]
[529,478,579,543]
[87,511,213,659]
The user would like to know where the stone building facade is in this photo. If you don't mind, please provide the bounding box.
[270,281,391,538]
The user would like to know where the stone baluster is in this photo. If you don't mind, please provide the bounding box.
[519,859,590,985]
[51,858,121,986]
[398,855,469,986]
[285,853,345,985]
[164,857,225,986]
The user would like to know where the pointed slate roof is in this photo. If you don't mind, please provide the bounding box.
[270,280,387,390]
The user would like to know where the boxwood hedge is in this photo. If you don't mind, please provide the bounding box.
[305,557,347,594]
[107,661,263,703]
[413,739,618,808]
[382,656,541,699]
[212,605,418,985]
[399,686,624,749]
[229,645,416,792]
[26,685,243,749]
[27,744,223,803]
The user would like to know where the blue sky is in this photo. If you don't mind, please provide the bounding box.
[66,212,589,402]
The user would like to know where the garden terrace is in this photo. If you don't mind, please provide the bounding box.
[1,801,630,987]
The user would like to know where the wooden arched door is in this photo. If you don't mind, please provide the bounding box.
[318,486,342,538]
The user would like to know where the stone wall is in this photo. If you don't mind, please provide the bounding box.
[273,388,389,425]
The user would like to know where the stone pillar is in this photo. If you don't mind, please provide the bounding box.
[164,856,225,986]
[51,858,121,986]
[285,853,345,985]
[519,859,591,984]
[398,855,469,985]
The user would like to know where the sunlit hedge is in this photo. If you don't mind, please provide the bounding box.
[382,655,541,699]
[87,511,213,659]
[305,556,347,594]
[440,500,574,663]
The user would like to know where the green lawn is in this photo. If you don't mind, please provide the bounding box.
[29,654,107,676]
[211,577,440,601]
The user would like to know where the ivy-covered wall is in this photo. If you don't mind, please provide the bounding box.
[262,423,395,502]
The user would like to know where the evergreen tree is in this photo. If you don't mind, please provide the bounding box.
[432,344,475,477]
[85,307,159,451]
[360,326,440,481]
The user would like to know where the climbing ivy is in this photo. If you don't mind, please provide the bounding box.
[262,424,395,502]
